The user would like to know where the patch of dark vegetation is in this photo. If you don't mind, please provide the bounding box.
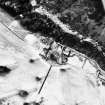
[18,90,29,97]
[0,0,32,16]
[23,102,30,105]
[60,68,66,72]
[58,0,105,44]
[0,4,17,17]
[0,66,11,75]
[35,76,42,82]
[29,59,35,63]
[88,0,105,22]
[19,12,63,40]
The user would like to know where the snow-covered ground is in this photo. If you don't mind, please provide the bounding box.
[0,8,105,105]
[0,33,105,105]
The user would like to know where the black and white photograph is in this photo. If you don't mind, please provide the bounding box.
[0,0,105,105]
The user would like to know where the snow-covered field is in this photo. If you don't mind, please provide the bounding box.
[0,43,105,105]
[0,8,105,105]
